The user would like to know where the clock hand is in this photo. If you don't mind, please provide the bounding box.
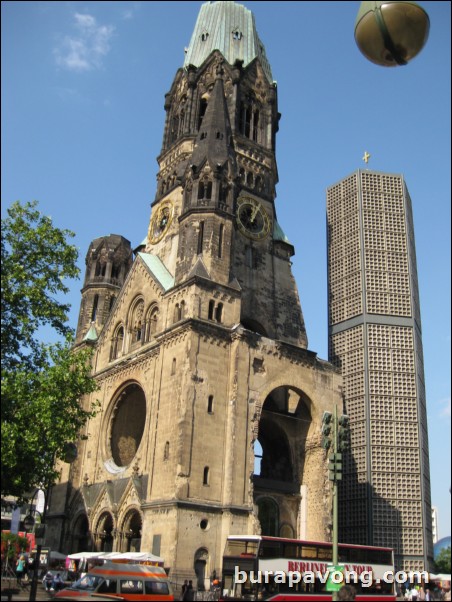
[250,204,259,223]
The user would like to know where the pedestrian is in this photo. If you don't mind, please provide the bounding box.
[181,579,189,601]
[411,585,419,601]
[43,570,54,592]
[186,579,194,601]
[337,584,357,600]
[15,554,26,585]
[52,573,65,591]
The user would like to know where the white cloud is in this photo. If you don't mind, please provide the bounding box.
[122,2,142,20]
[54,13,115,72]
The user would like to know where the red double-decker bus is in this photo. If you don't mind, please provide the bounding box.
[220,535,397,600]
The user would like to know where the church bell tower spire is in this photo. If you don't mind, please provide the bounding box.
[146,0,307,347]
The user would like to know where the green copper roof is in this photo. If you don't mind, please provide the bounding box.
[273,220,291,244]
[138,253,175,292]
[83,323,98,343]
[184,1,273,83]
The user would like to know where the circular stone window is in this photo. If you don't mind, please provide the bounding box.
[110,384,146,467]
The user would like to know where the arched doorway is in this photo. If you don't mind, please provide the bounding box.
[96,512,114,552]
[194,548,209,592]
[257,497,279,536]
[121,509,142,553]
[72,514,90,553]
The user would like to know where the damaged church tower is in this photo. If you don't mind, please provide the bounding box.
[48,1,342,586]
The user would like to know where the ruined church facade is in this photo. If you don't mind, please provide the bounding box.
[48,1,342,586]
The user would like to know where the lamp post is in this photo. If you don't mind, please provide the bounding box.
[355,1,430,66]
[24,488,48,602]
[27,443,78,601]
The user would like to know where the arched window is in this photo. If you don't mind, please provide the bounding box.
[130,299,144,345]
[208,300,215,320]
[171,358,177,376]
[111,264,121,280]
[253,110,260,142]
[146,306,159,341]
[215,303,223,323]
[95,261,106,277]
[111,325,124,361]
[164,441,170,461]
[257,497,279,537]
[197,221,204,255]
[207,396,214,414]
[198,99,208,129]
[203,466,210,486]
[174,303,180,323]
[91,294,99,321]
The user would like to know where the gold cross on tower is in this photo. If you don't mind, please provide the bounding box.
[363,151,371,165]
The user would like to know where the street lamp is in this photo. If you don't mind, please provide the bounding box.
[355,1,430,66]
[27,443,78,601]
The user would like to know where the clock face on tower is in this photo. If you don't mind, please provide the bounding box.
[148,200,174,244]
[236,196,271,241]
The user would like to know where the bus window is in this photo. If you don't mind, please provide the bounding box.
[316,545,332,561]
[283,543,300,558]
[301,545,319,559]
[261,540,281,558]
[348,546,367,563]
[339,547,350,562]
[224,539,258,557]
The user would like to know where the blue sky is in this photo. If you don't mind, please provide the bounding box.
[2,1,450,539]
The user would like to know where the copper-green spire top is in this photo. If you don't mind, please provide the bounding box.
[184,1,273,83]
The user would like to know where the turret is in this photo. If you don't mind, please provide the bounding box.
[75,235,133,344]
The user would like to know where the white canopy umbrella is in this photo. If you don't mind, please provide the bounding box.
[67,552,102,560]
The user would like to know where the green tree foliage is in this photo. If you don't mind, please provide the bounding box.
[1,201,98,498]
[435,546,451,574]
[1,532,29,562]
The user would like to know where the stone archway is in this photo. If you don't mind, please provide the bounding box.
[120,509,142,553]
[256,497,279,536]
[253,385,313,538]
[72,513,90,553]
[95,512,114,552]
[194,548,209,592]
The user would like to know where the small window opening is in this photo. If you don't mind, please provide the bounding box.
[208,300,215,320]
[171,358,177,376]
[215,303,223,323]
[198,99,208,129]
[208,395,214,414]
[197,221,205,255]
[203,466,210,485]
[91,294,99,321]
[218,224,224,259]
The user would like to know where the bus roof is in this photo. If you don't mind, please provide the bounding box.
[226,535,394,553]
[90,562,168,579]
